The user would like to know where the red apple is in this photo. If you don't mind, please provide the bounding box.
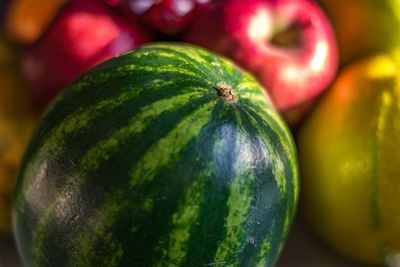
[183,0,338,119]
[23,0,154,107]
[116,0,214,35]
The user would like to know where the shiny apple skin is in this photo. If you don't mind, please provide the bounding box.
[23,0,153,107]
[120,0,196,35]
[116,0,213,35]
[183,0,338,114]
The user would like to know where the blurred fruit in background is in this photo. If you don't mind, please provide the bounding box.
[319,0,400,66]
[0,38,39,235]
[22,0,154,107]
[5,0,67,45]
[183,0,338,125]
[298,51,400,265]
[115,0,214,36]
[0,0,10,23]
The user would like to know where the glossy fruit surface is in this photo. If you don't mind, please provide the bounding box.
[119,0,211,35]
[183,0,338,114]
[14,43,298,267]
[298,51,400,265]
[0,38,38,235]
[319,0,400,65]
[23,0,153,107]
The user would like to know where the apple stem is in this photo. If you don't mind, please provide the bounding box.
[215,83,237,102]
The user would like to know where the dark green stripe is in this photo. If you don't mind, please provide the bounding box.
[212,111,256,265]
[125,46,211,80]
[30,97,216,267]
[234,108,288,267]
[147,44,245,91]
[81,90,207,171]
[16,50,214,190]
[111,100,219,266]
[13,43,297,267]
[243,104,297,207]
[153,175,208,266]
[15,77,212,215]
[243,99,298,204]
[181,101,241,266]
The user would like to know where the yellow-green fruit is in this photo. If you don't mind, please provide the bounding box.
[319,0,400,65]
[298,52,400,265]
[0,38,38,234]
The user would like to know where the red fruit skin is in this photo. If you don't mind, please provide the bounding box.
[183,0,338,115]
[119,0,212,35]
[23,0,153,107]
[105,0,122,6]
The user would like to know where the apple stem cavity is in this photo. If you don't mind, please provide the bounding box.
[270,22,309,49]
[215,83,237,102]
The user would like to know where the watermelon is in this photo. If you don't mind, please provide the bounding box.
[13,43,298,267]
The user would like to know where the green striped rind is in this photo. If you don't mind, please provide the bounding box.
[13,43,298,267]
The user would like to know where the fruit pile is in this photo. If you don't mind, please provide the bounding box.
[0,0,399,266]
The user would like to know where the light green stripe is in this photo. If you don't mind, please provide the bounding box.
[136,49,209,79]
[82,90,206,171]
[31,173,84,267]
[241,106,289,197]
[243,105,298,235]
[30,92,210,266]
[240,92,271,107]
[244,102,298,205]
[120,62,201,80]
[18,78,193,209]
[273,157,291,239]
[246,104,298,208]
[71,56,199,94]
[159,44,237,83]
[40,88,139,156]
[17,87,142,209]
[130,100,216,187]
[155,176,207,267]
[215,56,237,77]
[255,234,273,267]
[155,44,236,80]
[371,90,392,228]
[236,81,262,91]
[272,153,287,197]
[213,127,256,265]
[66,190,127,267]
[244,102,287,140]
[18,79,175,208]
[33,99,215,266]
[156,45,213,70]
[65,100,215,265]
[213,172,255,265]
[70,71,114,93]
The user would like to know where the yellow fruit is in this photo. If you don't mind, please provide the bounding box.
[0,38,38,234]
[298,51,400,265]
[5,0,67,45]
